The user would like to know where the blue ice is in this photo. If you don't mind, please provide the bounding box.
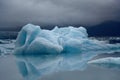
[88,57,120,70]
[14,24,120,80]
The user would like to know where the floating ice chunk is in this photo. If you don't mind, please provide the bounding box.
[0,40,15,55]
[88,57,120,70]
[14,24,120,80]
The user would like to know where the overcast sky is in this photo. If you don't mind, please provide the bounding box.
[0,0,120,30]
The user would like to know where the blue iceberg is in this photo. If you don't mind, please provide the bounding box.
[88,57,120,70]
[14,24,120,80]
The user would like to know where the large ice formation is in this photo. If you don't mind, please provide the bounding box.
[14,24,120,80]
[88,57,120,70]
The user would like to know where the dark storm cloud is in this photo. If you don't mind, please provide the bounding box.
[0,0,120,30]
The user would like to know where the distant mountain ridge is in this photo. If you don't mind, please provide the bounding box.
[0,21,120,39]
[87,21,120,37]
[0,31,18,39]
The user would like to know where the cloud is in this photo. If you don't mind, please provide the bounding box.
[0,0,120,30]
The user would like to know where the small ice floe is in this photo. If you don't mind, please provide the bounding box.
[88,57,120,70]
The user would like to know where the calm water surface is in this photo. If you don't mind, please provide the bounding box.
[0,55,120,80]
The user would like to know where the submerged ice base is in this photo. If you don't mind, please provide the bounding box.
[14,24,120,80]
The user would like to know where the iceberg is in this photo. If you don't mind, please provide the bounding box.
[88,57,120,70]
[14,24,120,80]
